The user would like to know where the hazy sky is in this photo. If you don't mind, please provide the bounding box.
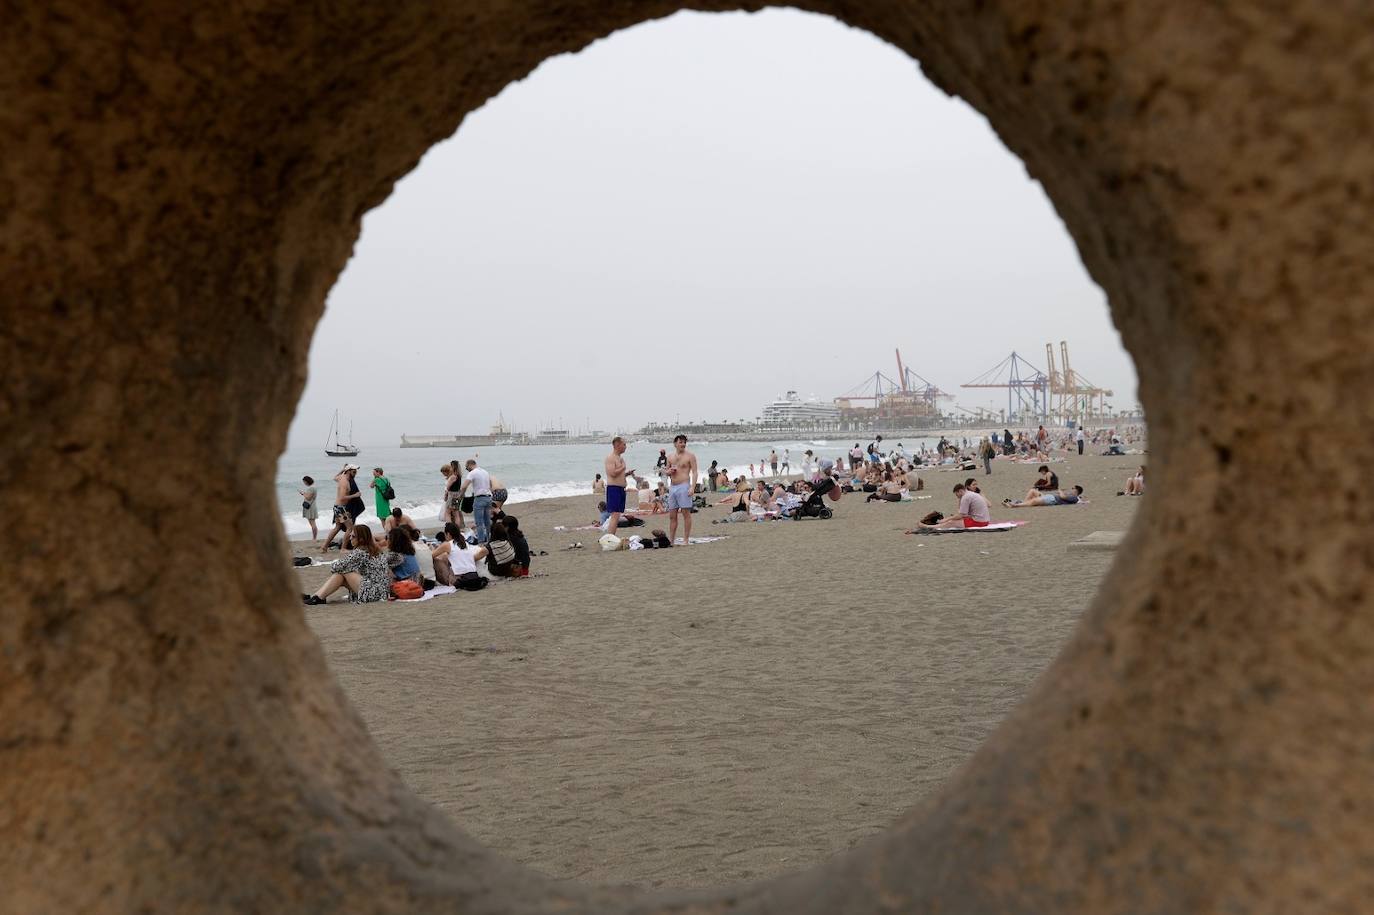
[291,9,1137,447]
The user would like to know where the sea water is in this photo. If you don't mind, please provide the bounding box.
[275,437,957,536]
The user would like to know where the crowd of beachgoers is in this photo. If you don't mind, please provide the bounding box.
[293,424,1146,604]
[297,458,534,604]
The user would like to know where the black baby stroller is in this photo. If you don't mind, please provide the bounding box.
[791,477,836,520]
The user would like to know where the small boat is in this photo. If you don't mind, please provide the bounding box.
[325,410,359,458]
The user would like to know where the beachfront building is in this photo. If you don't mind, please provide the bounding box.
[759,391,842,432]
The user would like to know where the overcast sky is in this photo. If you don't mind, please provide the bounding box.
[290,8,1137,448]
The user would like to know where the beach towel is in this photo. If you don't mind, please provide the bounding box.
[626,535,729,549]
[907,521,1026,535]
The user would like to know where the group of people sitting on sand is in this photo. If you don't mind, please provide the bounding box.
[712,480,804,523]
[995,463,1085,507]
[302,507,534,606]
[912,470,1091,531]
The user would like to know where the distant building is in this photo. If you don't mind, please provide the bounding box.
[760,391,841,431]
[637,420,755,437]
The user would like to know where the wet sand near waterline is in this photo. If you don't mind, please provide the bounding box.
[294,452,1145,889]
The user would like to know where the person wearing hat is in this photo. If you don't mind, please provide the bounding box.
[321,464,366,552]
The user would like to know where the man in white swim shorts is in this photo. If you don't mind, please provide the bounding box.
[664,433,699,546]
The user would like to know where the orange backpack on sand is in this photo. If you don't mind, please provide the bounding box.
[391,580,423,601]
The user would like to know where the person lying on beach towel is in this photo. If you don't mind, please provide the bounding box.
[918,483,992,530]
[1004,485,1085,507]
[905,520,1024,534]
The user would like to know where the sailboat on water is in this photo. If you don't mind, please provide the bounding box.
[325,409,360,458]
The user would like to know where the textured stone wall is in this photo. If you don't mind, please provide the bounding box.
[2,1,1371,912]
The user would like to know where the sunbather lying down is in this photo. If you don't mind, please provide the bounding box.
[1004,485,1084,507]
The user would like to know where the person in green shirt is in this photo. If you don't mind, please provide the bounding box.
[370,467,392,521]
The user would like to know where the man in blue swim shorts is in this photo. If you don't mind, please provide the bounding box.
[603,436,635,535]
[664,433,699,546]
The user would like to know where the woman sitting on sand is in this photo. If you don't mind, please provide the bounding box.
[506,516,531,573]
[303,525,391,605]
[1121,466,1146,496]
[593,473,605,494]
[866,470,905,503]
[713,486,753,524]
[407,526,436,581]
[386,527,422,586]
[432,522,488,590]
[485,521,521,577]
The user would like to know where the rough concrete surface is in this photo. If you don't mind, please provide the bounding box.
[2,1,1372,913]
[1068,531,1126,551]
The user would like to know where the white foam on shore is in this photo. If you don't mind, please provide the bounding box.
[279,479,592,536]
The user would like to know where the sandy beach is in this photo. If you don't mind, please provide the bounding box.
[293,452,1144,889]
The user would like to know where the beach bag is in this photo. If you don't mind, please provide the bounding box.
[489,539,516,566]
[291,556,312,567]
[456,571,487,591]
[383,482,396,500]
[391,580,423,600]
[921,511,944,525]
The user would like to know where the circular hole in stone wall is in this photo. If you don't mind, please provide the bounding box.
[285,9,1144,891]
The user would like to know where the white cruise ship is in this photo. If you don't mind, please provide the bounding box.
[760,391,841,429]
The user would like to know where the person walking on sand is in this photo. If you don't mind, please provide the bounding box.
[665,433,699,545]
[603,436,635,536]
[299,476,319,541]
[1076,425,1086,455]
[979,437,996,475]
[781,448,790,475]
[369,467,392,523]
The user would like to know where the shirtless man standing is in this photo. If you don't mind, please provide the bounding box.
[664,433,699,545]
[603,436,635,535]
